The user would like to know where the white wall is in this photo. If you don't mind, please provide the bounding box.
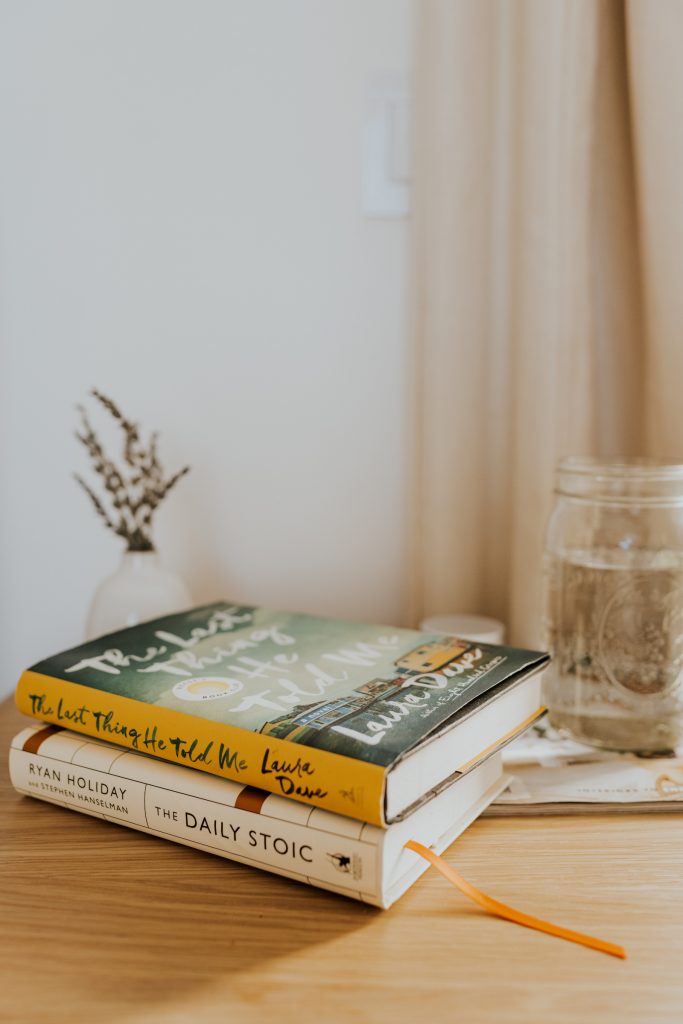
[0,0,414,696]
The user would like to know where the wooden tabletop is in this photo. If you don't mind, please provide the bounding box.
[2,698,682,1024]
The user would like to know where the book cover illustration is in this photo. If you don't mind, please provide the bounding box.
[26,601,544,768]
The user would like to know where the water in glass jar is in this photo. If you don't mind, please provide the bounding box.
[543,547,683,752]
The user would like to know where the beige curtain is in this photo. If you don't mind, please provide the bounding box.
[410,0,681,646]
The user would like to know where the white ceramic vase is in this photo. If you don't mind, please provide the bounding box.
[85,550,192,640]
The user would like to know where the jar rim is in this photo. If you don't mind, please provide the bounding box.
[557,455,683,481]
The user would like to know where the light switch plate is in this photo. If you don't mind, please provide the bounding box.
[362,73,412,218]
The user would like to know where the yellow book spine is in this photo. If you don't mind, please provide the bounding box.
[15,670,387,826]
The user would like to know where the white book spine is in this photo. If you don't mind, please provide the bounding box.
[9,724,388,903]
[10,724,506,908]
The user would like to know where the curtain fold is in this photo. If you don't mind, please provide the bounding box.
[627,0,683,456]
[411,0,666,645]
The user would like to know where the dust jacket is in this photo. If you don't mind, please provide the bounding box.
[15,601,548,825]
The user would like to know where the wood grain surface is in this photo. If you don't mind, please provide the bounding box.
[1,699,682,1024]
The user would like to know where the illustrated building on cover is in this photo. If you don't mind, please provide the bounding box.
[259,677,405,741]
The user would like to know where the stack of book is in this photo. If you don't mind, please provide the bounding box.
[11,602,548,907]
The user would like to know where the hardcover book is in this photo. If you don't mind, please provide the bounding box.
[15,601,548,825]
[9,723,507,908]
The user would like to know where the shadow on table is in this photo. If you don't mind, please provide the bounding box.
[4,792,377,1023]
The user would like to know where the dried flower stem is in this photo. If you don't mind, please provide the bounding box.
[74,390,190,551]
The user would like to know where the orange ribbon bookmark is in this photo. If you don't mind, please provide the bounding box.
[404,839,626,960]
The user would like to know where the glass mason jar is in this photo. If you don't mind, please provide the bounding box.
[542,456,683,753]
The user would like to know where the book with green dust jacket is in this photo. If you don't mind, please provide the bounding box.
[15,601,548,826]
